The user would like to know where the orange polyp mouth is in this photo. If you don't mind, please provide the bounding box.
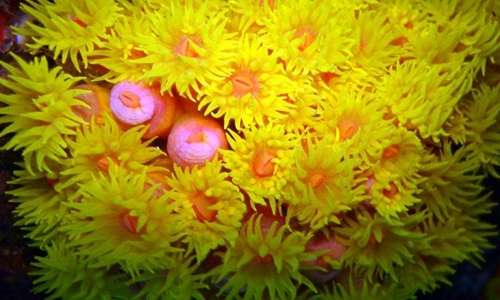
[174,36,200,58]
[186,131,207,144]
[230,69,260,98]
[191,192,218,222]
[96,156,110,172]
[120,213,139,234]
[382,144,401,160]
[119,91,141,109]
[255,254,273,264]
[382,182,399,198]
[294,26,317,52]
[337,118,360,141]
[251,148,277,178]
[70,16,87,28]
[130,48,146,58]
[319,72,338,85]
[308,172,327,189]
[390,36,408,46]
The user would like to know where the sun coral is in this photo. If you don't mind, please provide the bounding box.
[31,239,133,300]
[460,84,500,177]
[59,115,163,193]
[262,0,354,75]
[133,254,208,300]
[212,214,317,300]
[8,166,68,247]
[109,81,156,125]
[61,165,184,276]
[1,1,499,299]
[133,1,237,98]
[165,160,246,261]
[89,12,153,83]
[335,209,428,282]
[364,127,425,218]
[412,0,500,73]
[285,137,365,230]
[376,60,472,141]
[222,124,298,211]
[0,54,86,175]
[227,0,277,33]
[317,87,391,163]
[348,7,407,78]
[166,114,227,167]
[276,77,320,133]
[15,0,121,71]
[198,35,296,129]
[418,143,484,221]
[302,272,416,300]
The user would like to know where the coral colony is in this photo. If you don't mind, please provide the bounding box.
[0,0,499,299]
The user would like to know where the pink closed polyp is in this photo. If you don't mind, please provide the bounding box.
[167,115,227,167]
[109,81,156,125]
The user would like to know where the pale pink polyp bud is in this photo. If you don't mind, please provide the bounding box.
[109,81,155,125]
[167,115,227,167]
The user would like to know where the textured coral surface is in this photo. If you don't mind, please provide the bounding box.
[1,1,500,300]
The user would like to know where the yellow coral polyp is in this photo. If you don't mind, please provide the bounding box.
[90,14,153,83]
[285,137,365,230]
[165,160,246,261]
[376,60,472,141]
[318,88,391,163]
[0,54,86,175]
[61,165,183,276]
[222,124,298,211]
[349,8,407,76]
[199,36,296,129]
[16,0,121,71]
[374,126,425,186]
[213,214,317,300]
[461,84,500,177]
[262,0,354,75]
[59,115,164,191]
[133,1,237,97]
[8,167,69,247]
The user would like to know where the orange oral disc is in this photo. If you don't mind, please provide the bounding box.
[230,69,259,98]
[251,148,277,178]
[337,118,360,141]
[382,182,399,198]
[191,193,217,222]
[294,26,317,51]
[121,213,139,234]
[174,36,200,58]
[382,144,400,160]
[96,156,110,172]
[308,172,327,189]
